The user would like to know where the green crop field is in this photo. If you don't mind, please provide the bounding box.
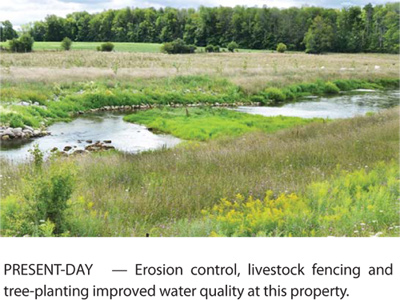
[0,41,269,53]
[1,41,163,53]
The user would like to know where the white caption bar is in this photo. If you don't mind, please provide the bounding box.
[0,238,399,300]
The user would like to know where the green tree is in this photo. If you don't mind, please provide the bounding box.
[304,16,334,54]
[14,4,400,54]
[383,9,400,53]
[0,20,18,42]
[30,21,46,41]
[73,12,92,41]
[362,3,374,51]
[45,15,65,41]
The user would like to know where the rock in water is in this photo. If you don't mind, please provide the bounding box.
[4,129,15,138]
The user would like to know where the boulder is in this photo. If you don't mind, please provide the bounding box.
[85,142,115,152]
[103,145,115,150]
[4,129,15,138]
[23,125,34,131]
[23,129,33,135]
[1,135,10,141]
[103,140,112,144]
[85,145,101,151]
[63,146,72,151]
[72,149,88,155]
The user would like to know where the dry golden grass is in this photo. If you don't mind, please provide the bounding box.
[1,51,398,93]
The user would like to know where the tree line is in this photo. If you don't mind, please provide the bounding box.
[1,3,399,53]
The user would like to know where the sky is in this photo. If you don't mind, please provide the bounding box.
[0,0,393,27]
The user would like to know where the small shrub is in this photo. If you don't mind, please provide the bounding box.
[61,37,72,51]
[28,144,44,170]
[213,45,220,53]
[187,44,197,53]
[276,43,287,53]
[9,33,34,53]
[205,44,214,53]
[30,165,75,235]
[161,42,174,54]
[264,87,287,102]
[0,162,76,237]
[324,82,340,94]
[98,42,114,52]
[227,41,239,52]
[161,39,196,54]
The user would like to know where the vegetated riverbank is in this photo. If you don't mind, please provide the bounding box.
[0,76,398,131]
[124,107,323,141]
[1,108,398,237]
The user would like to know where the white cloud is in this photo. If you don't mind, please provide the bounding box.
[0,0,392,26]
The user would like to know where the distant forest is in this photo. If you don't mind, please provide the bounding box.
[3,3,400,53]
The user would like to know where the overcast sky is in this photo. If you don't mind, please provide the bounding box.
[0,0,393,27]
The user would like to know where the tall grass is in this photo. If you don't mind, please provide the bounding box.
[164,161,399,237]
[1,108,398,236]
[1,51,398,94]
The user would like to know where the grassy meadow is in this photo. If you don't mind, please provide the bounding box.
[0,45,399,237]
[1,49,398,94]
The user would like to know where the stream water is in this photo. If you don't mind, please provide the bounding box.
[0,113,181,162]
[1,89,398,162]
[235,89,399,119]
